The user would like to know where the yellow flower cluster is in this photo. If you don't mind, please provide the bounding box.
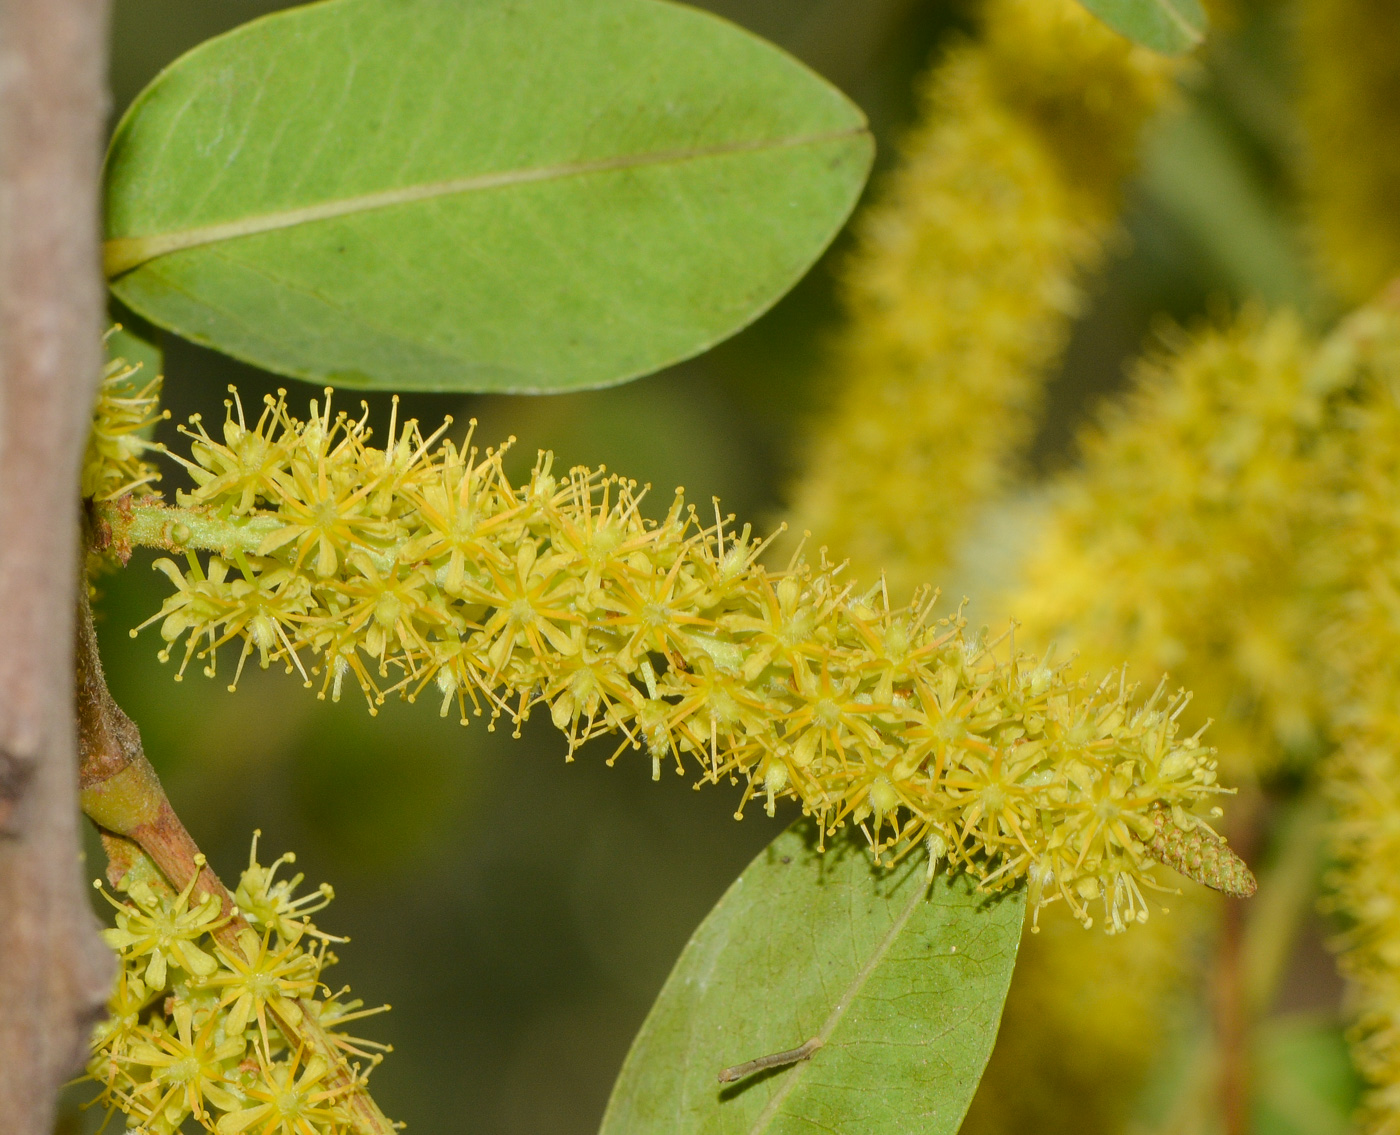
[1298,0,1400,303]
[1314,303,1400,1133]
[1003,299,1400,1132]
[90,386,1252,930]
[1007,311,1335,778]
[781,0,1174,596]
[82,348,167,503]
[86,835,388,1135]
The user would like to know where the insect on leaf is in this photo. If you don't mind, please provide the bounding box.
[600,819,1024,1135]
[103,0,873,394]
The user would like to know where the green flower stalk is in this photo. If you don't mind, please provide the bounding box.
[86,835,388,1135]
[88,383,1252,933]
[781,0,1174,596]
[1298,0,1400,304]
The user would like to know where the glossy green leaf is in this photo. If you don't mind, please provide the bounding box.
[600,820,1024,1135]
[1076,0,1206,54]
[103,0,872,393]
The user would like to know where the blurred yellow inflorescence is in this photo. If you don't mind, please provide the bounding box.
[87,835,388,1135]
[965,314,1332,1135]
[1299,0,1400,304]
[959,895,1205,1135]
[1009,311,1337,779]
[87,383,1252,932]
[1313,303,1400,1134]
[1004,300,1400,1133]
[782,0,1174,596]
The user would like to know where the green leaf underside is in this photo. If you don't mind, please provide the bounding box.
[1076,0,1206,54]
[600,821,1024,1135]
[103,0,872,393]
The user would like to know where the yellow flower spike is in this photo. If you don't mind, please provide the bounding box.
[781,0,1175,597]
[95,384,1253,931]
[1008,310,1331,779]
[1313,300,1400,1133]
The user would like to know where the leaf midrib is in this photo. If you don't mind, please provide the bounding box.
[104,125,868,278]
[1157,0,1204,45]
[745,869,929,1135]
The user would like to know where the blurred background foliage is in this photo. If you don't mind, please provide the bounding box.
[64,1,1348,1132]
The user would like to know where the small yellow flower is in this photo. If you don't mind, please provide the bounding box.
[83,341,168,504]
[86,834,391,1134]
[208,927,323,1044]
[121,1002,246,1128]
[214,1045,352,1135]
[781,0,1175,596]
[98,869,225,991]
[233,832,337,944]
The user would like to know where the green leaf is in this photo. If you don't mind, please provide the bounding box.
[1254,1016,1361,1135]
[103,0,872,394]
[1075,0,1207,55]
[1141,105,1314,308]
[600,820,1024,1135]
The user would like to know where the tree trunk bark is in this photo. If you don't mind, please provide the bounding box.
[0,1,117,1131]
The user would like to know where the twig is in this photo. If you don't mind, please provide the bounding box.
[1217,786,1263,1135]
[0,1,120,1131]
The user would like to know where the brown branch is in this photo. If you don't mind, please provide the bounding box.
[1216,788,1263,1135]
[75,593,400,1135]
[0,1,119,1131]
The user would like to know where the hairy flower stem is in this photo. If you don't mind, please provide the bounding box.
[73,589,399,1135]
[94,499,384,570]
